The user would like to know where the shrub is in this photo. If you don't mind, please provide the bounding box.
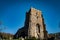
[25,37,37,40]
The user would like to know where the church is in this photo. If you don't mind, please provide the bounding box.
[14,7,48,40]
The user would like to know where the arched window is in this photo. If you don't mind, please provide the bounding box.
[36,24,40,33]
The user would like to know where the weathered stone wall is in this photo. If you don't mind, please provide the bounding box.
[27,8,47,40]
[15,7,48,40]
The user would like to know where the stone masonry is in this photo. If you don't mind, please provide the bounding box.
[14,7,48,40]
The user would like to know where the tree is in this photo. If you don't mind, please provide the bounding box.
[0,21,6,32]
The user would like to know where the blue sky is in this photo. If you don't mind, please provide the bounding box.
[0,0,60,34]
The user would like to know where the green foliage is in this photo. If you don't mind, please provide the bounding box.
[25,37,37,40]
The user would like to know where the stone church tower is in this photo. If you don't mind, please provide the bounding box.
[15,7,48,40]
